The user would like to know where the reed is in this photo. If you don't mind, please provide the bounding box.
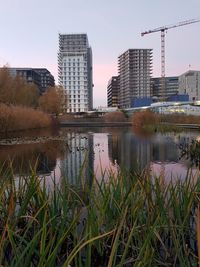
[0,165,200,266]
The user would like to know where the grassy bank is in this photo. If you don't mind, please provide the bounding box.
[0,104,52,134]
[0,166,200,266]
[132,110,200,132]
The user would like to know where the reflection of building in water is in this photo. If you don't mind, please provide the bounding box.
[108,130,152,173]
[60,132,93,186]
[108,133,121,165]
[151,134,179,163]
[36,152,57,175]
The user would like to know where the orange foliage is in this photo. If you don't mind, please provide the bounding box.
[0,67,39,107]
[39,86,64,115]
[132,110,160,126]
[0,104,51,133]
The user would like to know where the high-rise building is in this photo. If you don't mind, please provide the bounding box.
[107,76,119,107]
[179,70,200,101]
[4,68,55,94]
[118,49,152,108]
[58,33,93,113]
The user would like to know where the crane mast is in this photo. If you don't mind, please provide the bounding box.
[141,19,200,101]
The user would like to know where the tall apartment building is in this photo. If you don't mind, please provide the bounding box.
[58,33,93,113]
[107,76,119,107]
[152,76,179,99]
[5,68,55,94]
[179,70,200,101]
[118,49,152,108]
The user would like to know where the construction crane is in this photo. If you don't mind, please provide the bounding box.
[141,19,200,100]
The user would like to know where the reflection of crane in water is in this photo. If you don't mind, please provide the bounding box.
[141,19,200,101]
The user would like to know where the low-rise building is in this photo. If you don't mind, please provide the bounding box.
[179,70,200,101]
[151,76,179,99]
[4,67,55,94]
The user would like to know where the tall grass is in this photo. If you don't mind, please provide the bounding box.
[0,166,200,266]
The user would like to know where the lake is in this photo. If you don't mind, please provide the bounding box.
[0,126,199,185]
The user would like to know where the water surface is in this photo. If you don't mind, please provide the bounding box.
[0,127,199,185]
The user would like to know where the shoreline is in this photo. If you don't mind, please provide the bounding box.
[60,121,132,127]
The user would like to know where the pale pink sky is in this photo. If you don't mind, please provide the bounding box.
[0,0,200,107]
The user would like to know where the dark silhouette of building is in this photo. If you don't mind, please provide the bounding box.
[6,68,55,94]
[107,76,119,107]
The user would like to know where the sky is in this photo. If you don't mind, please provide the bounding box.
[0,0,200,107]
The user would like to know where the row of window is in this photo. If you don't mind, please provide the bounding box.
[68,94,88,98]
[69,99,88,103]
[60,76,88,81]
[62,66,87,70]
[64,86,88,90]
[62,72,88,76]
[62,62,87,66]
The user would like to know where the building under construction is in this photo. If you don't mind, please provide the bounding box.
[118,49,153,109]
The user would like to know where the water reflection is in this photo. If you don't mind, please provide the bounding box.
[0,127,200,184]
[60,131,94,186]
[0,140,65,175]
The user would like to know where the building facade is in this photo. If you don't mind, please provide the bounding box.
[107,76,119,107]
[179,70,200,101]
[118,49,152,109]
[58,33,93,113]
[6,68,55,94]
[152,76,179,99]
[34,68,55,93]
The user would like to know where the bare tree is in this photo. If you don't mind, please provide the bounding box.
[0,67,39,107]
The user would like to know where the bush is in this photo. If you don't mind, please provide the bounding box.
[0,104,51,133]
[132,110,160,126]
[104,111,126,122]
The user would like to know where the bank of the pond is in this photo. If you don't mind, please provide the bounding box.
[60,121,132,127]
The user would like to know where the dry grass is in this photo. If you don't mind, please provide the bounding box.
[162,114,200,124]
[132,110,160,126]
[58,113,75,123]
[132,110,200,128]
[103,111,127,122]
[0,104,52,133]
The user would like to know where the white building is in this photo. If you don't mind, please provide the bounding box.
[58,34,93,113]
[179,70,200,101]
